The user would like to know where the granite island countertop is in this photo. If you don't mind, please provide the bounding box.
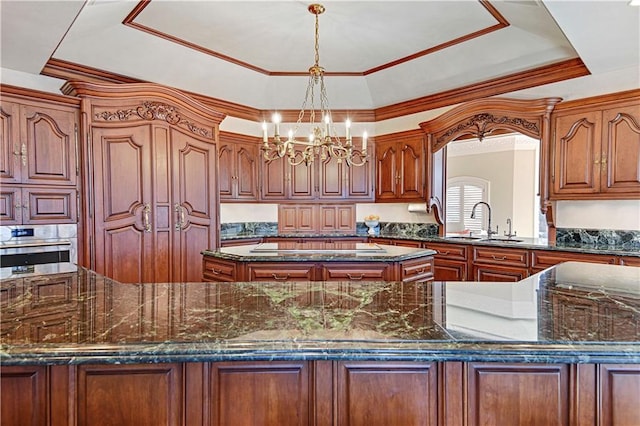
[203,242,437,262]
[1,262,639,366]
[220,232,640,258]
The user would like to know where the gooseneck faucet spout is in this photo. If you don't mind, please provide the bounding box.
[470,201,497,238]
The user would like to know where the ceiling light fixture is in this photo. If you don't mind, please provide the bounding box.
[261,3,368,167]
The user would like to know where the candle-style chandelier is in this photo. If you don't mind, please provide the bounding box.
[261,3,368,167]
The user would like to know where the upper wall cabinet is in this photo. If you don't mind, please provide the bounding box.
[260,140,373,202]
[1,97,78,186]
[551,92,640,199]
[375,130,425,202]
[219,132,259,201]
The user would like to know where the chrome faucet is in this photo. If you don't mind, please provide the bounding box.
[504,218,517,239]
[470,201,498,238]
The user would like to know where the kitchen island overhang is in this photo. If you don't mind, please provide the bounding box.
[2,262,639,425]
[2,262,639,366]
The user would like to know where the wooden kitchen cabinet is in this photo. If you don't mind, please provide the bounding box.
[375,130,425,202]
[203,257,238,282]
[261,142,373,201]
[471,246,529,282]
[1,97,78,187]
[218,132,259,201]
[320,262,392,281]
[551,93,640,199]
[619,256,640,267]
[530,249,617,273]
[65,82,223,284]
[260,154,315,201]
[278,204,355,234]
[425,242,469,281]
[247,262,317,282]
[0,186,77,225]
[465,363,570,425]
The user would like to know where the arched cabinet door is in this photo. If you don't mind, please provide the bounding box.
[64,81,224,283]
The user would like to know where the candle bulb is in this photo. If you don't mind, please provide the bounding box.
[324,115,330,137]
[288,129,293,142]
[262,121,268,143]
[272,113,281,136]
[362,131,367,151]
[345,119,351,142]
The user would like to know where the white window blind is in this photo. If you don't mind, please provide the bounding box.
[446,177,489,233]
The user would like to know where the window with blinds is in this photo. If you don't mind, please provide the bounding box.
[446,176,489,233]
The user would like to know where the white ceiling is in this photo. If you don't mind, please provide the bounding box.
[1,0,639,113]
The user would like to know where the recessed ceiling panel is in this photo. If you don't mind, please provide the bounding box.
[131,1,499,74]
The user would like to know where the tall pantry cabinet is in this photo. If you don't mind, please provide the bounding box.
[63,82,225,283]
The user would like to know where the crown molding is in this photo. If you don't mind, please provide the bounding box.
[41,57,588,124]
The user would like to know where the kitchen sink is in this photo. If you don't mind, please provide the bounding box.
[445,236,482,241]
[479,238,524,243]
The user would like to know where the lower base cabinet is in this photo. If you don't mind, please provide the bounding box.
[3,361,638,426]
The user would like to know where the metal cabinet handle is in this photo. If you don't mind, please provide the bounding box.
[208,268,221,275]
[20,144,27,166]
[142,203,151,233]
[437,251,450,255]
[491,255,507,261]
[347,273,364,280]
[174,204,186,231]
[272,273,290,281]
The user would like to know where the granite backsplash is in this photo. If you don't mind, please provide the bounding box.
[556,228,640,250]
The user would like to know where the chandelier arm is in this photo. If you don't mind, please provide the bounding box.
[260,3,367,168]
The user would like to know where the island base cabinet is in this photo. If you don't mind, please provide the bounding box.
[2,361,639,426]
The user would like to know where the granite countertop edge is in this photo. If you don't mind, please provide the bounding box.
[3,342,639,366]
[220,233,640,257]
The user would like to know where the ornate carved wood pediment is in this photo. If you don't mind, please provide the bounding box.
[419,97,562,234]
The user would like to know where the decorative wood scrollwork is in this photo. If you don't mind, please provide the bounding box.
[95,101,212,137]
[436,113,539,145]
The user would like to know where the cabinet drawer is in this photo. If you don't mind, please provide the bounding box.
[321,263,391,281]
[220,238,263,247]
[401,257,434,282]
[248,263,316,282]
[531,250,617,271]
[425,243,468,261]
[202,258,237,282]
[473,246,529,267]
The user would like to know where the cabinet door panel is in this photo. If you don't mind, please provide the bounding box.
[0,101,20,183]
[211,362,310,426]
[473,265,528,282]
[321,263,392,281]
[261,156,287,200]
[602,105,640,194]
[236,143,258,199]
[376,142,397,200]
[553,112,601,195]
[347,147,373,199]
[319,156,344,198]
[23,187,77,224]
[434,259,468,281]
[78,364,183,426]
[399,138,424,199]
[337,362,438,426]
[218,143,234,198]
[466,363,569,426]
[0,365,47,426]
[289,160,314,199]
[92,125,153,283]
[171,129,217,282]
[599,364,640,426]
[22,104,77,186]
[0,186,20,225]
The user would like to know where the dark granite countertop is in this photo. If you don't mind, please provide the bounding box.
[204,242,437,262]
[1,262,639,365]
[220,232,640,257]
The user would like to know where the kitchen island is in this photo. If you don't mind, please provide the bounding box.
[202,242,437,282]
[1,262,639,425]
